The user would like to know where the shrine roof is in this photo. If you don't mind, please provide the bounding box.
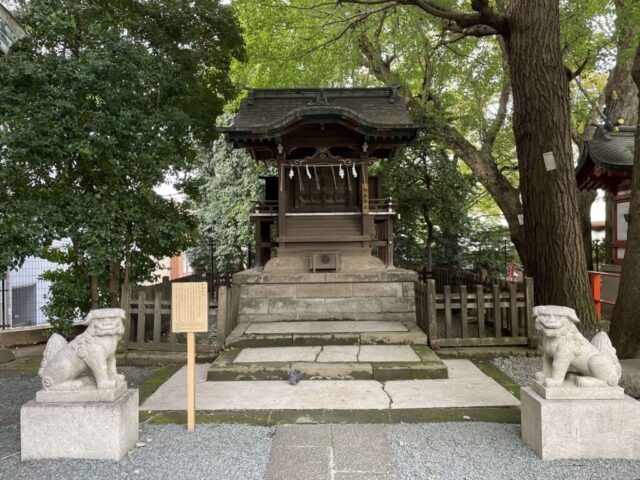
[576,125,634,190]
[220,87,416,137]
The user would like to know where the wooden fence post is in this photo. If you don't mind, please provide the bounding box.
[118,283,131,352]
[137,291,146,345]
[426,279,438,347]
[525,277,537,348]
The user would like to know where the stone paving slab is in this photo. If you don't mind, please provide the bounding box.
[384,360,520,409]
[317,345,360,362]
[143,360,518,411]
[235,347,321,363]
[245,321,408,335]
[265,424,399,480]
[233,345,420,364]
[359,345,419,362]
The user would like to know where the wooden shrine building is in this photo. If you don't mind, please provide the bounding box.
[221,88,420,324]
[576,125,635,265]
[221,88,418,272]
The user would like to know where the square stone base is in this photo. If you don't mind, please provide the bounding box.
[521,387,640,460]
[233,269,418,323]
[21,389,139,461]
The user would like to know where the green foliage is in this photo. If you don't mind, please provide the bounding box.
[228,0,625,274]
[0,0,245,318]
[379,139,473,270]
[187,138,263,275]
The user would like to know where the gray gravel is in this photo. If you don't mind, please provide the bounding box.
[0,373,42,427]
[387,422,640,480]
[491,355,541,387]
[1,423,274,479]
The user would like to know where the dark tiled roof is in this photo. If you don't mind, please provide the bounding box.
[221,88,415,135]
[577,125,635,172]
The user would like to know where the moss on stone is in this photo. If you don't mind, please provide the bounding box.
[144,407,520,425]
[436,346,540,359]
[472,359,521,400]
[138,365,181,403]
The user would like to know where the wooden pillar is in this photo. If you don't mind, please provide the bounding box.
[278,159,286,250]
[361,159,370,237]
[186,332,196,431]
[254,219,262,269]
[386,215,394,267]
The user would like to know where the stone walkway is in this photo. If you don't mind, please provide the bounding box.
[141,359,519,411]
[265,424,398,480]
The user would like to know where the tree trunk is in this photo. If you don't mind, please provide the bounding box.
[578,190,597,270]
[90,275,99,309]
[108,260,120,308]
[603,0,639,126]
[604,192,614,263]
[609,44,640,359]
[506,0,597,329]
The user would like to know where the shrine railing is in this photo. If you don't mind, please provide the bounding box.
[253,200,278,215]
[369,197,394,214]
[415,277,536,348]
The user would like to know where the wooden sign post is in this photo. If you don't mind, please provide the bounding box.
[171,282,208,431]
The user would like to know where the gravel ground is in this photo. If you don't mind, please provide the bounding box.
[0,373,42,428]
[491,356,541,387]
[0,366,159,469]
[387,422,640,480]
[1,424,274,480]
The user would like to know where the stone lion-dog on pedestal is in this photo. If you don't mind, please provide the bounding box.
[38,308,126,391]
[533,305,621,388]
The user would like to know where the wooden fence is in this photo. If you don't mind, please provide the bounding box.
[120,274,234,353]
[415,277,536,348]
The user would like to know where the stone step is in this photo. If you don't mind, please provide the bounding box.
[207,345,447,381]
[225,320,428,348]
[141,359,520,412]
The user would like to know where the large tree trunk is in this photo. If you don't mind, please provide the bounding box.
[603,0,639,126]
[108,259,120,308]
[609,44,640,359]
[506,0,597,329]
[578,190,597,270]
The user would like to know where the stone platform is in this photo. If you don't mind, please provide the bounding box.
[35,379,128,403]
[521,387,640,460]
[142,360,519,411]
[226,320,427,348]
[208,344,448,381]
[21,389,139,461]
[233,269,417,323]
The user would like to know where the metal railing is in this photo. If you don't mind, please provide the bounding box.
[588,270,619,320]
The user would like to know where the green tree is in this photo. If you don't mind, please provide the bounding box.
[0,0,245,321]
[231,0,625,328]
[188,138,263,275]
[379,140,473,272]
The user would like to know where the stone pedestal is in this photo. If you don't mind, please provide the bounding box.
[521,387,640,460]
[21,388,139,461]
[233,269,417,323]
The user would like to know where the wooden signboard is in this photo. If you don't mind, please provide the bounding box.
[171,282,208,431]
[171,282,208,333]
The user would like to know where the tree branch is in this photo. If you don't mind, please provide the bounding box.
[338,0,508,34]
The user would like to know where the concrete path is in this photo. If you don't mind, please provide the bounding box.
[265,424,398,480]
[141,359,519,411]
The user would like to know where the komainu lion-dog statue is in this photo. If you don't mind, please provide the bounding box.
[38,308,126,391]
[533,305,621,388]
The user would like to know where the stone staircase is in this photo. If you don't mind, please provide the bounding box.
[208,319,448,382]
